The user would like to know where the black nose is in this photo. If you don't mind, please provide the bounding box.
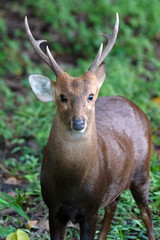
[72,118,85,131]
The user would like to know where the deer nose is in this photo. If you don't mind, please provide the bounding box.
[71,118,85,131]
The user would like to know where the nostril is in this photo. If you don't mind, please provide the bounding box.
[72,118,85,131]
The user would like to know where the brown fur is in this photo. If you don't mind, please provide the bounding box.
[40,70,155,240]
[26,13,154,239]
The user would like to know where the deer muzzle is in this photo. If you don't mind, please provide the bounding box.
[71,117,86,133]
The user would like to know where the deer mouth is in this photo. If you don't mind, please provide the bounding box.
[72,127,86,134]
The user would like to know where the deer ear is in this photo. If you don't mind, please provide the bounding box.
[29,74,55,102]
[95,62,106,88]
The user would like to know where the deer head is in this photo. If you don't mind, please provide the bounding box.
[25,14,119,134]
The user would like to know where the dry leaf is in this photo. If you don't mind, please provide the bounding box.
[38,219,49,231]
[27,220,38,229]
[151,97,160,107]
[7,192,17,197]
[26,222,31,230]
[4,177,21,185]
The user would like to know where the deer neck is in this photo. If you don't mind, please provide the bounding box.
[47,112,99,170]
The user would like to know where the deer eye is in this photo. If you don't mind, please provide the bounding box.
[60,94,68,103]
[88,94,94,101]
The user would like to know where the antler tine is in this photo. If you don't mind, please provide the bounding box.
[25,16,64,76]
[88,13,119,72]
[46,46,64,76]
[88,43,103,72]
[99,13,119,62]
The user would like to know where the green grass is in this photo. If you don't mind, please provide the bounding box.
[0,0,160,239]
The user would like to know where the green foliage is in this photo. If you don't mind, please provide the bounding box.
[0,226,16,238]
[22,0,160,60]
[0,191,30,237]
[0,191,29,220]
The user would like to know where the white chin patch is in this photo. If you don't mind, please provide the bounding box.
[73,127,86,134]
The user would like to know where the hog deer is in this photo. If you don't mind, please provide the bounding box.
[25,13,155,240]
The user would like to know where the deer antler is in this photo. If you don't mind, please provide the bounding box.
[88,13,119,72]
[24,16,64,76]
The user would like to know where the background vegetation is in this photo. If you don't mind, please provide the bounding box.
[0,0,160,239]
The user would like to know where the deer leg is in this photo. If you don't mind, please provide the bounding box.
[98,196,120,240]
[79,212,98,240]
[49,210,68,240]
[130,179,155,240]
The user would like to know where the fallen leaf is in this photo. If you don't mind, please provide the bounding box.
[7,192,17,197]
[27,220,38,230]
[6,232,17,240]
[151,97,160,107]
[6,229,30,240]
[38,219,49,231]
[26,222,30,230]
[4,177,21,185]
[17,229,30,240]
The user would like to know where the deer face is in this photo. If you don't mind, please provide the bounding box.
[29,63,106,134]
[25,14,118,133]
